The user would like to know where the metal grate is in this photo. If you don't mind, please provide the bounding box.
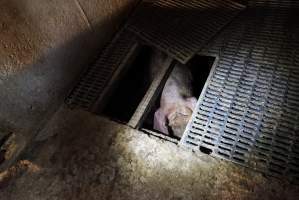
[249,0,299,8]
[65,0,245,110]
[127,0,245,63]
[180,7,299,182]
[65,30,138,110]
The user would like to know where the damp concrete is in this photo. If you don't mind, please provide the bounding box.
[0,106,298,200]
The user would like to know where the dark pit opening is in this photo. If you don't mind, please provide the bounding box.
[0,150,6,165]
[188,55,215,98]
[0,132,13,165]
[200,146,213,155]
[102,46,161,123]
[142,55,216,139]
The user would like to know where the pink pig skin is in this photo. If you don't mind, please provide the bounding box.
[154,62,197,138]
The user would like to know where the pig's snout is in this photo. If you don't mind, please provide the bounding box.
[167,105,192,125]
[153,97,197,138]
[167,98,196,138]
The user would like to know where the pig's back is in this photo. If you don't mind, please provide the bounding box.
[161,63,193,106]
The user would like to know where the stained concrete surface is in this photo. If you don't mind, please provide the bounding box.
[1,0,299,199]
[0,0,138,168]
[1,106,298,200]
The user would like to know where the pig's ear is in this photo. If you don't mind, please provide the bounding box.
[186,97,197,110]
[154,109,169,135]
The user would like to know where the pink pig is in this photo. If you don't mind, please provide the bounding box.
[154,62,197,138]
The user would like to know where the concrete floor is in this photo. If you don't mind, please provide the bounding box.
[1,0,299,199]
[1,106,299,200]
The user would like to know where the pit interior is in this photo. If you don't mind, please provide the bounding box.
[102,45,216,139]
[141,55,216,139]
[102,46,154,123]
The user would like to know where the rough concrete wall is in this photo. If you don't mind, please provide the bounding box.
[0,0,137,167]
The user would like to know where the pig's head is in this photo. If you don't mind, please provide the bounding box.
[167,97,197,138]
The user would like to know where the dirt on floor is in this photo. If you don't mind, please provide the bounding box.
[0,1,298,199]
[0,106,298,200]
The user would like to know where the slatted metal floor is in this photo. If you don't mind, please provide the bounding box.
[180,2,299,182]
[65,30,138,110]
[127,0,245,63]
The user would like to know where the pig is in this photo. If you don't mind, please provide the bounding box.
[153,62,197,138]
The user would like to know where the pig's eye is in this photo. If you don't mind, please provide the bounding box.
[165,118,170,126]
[181,94,188,99]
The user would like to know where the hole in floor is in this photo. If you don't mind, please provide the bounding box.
[100,44,215,140]
[101,46,170,124]
[199,146,213,155]
[0,132,13,165]
[0,150,6,165]
[142,55,216,139]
